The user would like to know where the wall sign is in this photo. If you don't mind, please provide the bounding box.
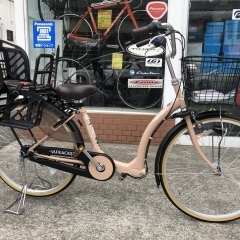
[146,1,168,20]
[33,21,55,48]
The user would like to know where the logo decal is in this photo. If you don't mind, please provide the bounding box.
[145,58,162,67]
[146,2,168,20]
[129,70,135,75]
[126,44,165,57]
[232,9,240,19]
[49,150,74,156]
[128,69,162,76]
[128,79,163,88]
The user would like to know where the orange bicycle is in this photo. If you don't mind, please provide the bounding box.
[56,0,156,58]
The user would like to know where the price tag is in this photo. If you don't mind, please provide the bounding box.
[112,53,123,69]
[98,10,112,29]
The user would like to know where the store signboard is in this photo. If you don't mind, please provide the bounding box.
[33,21,55,48]
[232,9,240,20]
[146,1,168,20]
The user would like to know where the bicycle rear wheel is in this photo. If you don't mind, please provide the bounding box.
[57,14,93,60]
[38,0,56,20]
[156,113,240,222]
[117,61,163,109]
[42,57,91,86]
[38,0,78,21]
[1,102,83,197]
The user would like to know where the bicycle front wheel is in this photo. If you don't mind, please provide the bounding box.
[117,61,163,109]
[0,102,82,197]
[118,10,153,53]
[42,57,91,86]
[156,113,240,222]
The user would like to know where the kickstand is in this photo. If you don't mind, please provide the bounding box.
[3,184,27,215]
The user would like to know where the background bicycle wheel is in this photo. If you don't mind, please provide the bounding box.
[41,57,91,86]
[117,60,164,109]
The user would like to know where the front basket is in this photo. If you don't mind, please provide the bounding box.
[183,56,240,105]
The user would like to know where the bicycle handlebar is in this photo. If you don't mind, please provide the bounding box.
[132,21,176,58]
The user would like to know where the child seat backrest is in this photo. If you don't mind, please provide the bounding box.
[0,40,30,91]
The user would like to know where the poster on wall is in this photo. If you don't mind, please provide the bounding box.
[33,21,55,48]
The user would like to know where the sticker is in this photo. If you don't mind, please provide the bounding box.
[126,44,165,57]
[112,53,123,69]
[232,9,240,20]
[128,79,163,88]
[98,10,112,29]
[145,58,162,67]
[146,1,168,20]
[128,69,162,76]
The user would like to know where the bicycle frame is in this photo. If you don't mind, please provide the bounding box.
[69,0,138,41]
[28,24,219,177]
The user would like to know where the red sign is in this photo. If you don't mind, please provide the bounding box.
[146,1,168,20]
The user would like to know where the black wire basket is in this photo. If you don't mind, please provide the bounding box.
[183,56,240,105]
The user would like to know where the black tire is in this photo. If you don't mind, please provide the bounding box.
[38,0,78,21]
[38,0,56,20]
[118,10,153,53]
[56,14,93,60]
[1,101,83,197]
[117,60,163,109]
[42,57,91,87]
[156,112,240,222]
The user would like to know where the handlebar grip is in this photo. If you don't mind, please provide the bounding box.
[132,26,150,37]
[136,38,150,47]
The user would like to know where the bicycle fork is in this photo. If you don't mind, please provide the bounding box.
[191,110,227,175]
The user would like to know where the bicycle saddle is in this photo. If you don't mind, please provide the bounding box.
[56,84,97,100]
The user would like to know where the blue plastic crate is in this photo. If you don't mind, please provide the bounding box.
[206,22,224,33]
[204,33,222,44]
[217,62,240,74]
[223,43,240,53]
[225,20,240,32]
[201,62,220,73]
[224,52,240,58]
[224,31,240,44]
[202,53,219,61]
[204,43,221,54]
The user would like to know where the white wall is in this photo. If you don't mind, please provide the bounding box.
[0,0,16,42]
[14,0,29,53]
[164,0,189,106]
